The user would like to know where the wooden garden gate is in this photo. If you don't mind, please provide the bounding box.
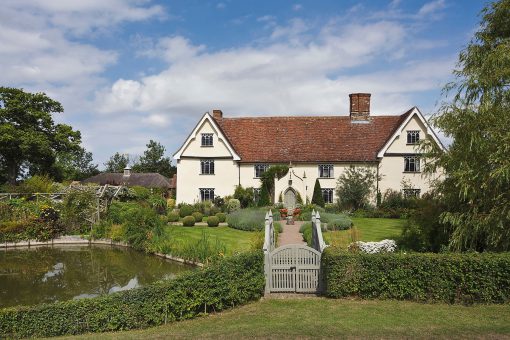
[263,210,327,294]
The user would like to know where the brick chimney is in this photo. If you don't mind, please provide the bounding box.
[212,109,223,120]
[349,93,371,121]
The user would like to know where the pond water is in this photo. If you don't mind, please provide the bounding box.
[0,245,193,308]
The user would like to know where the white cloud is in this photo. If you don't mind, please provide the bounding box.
[418,0,446,17]
[293,4,303,11]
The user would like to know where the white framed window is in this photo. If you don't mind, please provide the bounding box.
[407,130,420,144]
[318,164,334,178]
[403,188,421,198]
[199,188,215,201]
[254,164,269,178]
[322,188,334,204]
[200,159,215,175]
[404,156,420,172]
[201,133,213,147]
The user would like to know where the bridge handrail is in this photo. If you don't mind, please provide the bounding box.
[262,210,275,253]
[311,210,328,252]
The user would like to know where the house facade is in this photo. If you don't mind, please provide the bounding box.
[173,93,444,206]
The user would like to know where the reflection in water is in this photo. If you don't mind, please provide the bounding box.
[0,245,192,308]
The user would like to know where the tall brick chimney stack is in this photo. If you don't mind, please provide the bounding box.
[349,93,371,121]
[212,109,223,120]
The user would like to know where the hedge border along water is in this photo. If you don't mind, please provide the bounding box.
[322,250,510,304]
[0,251,264,338]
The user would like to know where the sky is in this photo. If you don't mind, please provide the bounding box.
[1,0,486,168]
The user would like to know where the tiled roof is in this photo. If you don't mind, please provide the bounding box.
[82,173,173,188]
[215,109,412,163]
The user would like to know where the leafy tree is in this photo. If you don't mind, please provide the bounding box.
[425,0,510,251]
[104,152,130,173]
[259,165,289,204]
[233,185,255,208]
[311,179,325,207]
[335,166,376,210]
[0,87,81,184]
[257,183,270,207]
[132,140,175,177]
[53,148,99,181]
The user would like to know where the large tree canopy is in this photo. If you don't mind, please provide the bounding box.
[0,87,83,184]
[426,0,510,251]
[132,140,175,178]
[104,152,130,173]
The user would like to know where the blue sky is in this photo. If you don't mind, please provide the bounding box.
[1,0,485,168]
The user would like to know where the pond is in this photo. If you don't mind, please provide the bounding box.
[0,245,193,308]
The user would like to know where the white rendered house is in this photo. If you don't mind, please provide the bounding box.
[173,93,444,206]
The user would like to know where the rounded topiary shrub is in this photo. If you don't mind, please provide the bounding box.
[179,204,194,218]
[182,216,195,227]
[215,212,227,223]
[227,199,241,213]
[192,212,204,223]
[167,211,179,222]
[207,216,220,227]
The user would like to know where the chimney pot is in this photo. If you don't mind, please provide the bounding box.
[212,109,223,119]
[349,93,371,121]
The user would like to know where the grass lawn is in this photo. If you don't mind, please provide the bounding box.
[61,298,510,339]
[324,217,405,248]
[164,225,258,256]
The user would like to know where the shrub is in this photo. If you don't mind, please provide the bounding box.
[16,175,56,193]
[311,179,325,207]
[61,189,97,233]
[149,196,167,215]
[227,208,266,231]
[233,185,255,208]
[167,211,180,222]
[192,212,204,223]
[322,251,510,303]
[209,205,220,216]
[182,216,195,227]
[178,204,194,218]
[215,212,227,223]
[90,220,112,239]
[166,198,176,210]
[336,166,376,210]
[207,216,220,227]
[227,199,241,213]
[123,206,163,251]
[0,251,265,338]
[131,186,152,200]
[321,213,353,231]
[108,224,125,242]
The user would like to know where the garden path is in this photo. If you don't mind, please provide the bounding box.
[278,220,306,246]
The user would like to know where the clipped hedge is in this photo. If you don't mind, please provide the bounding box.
[322,251,510,304]
[0,251,264,338]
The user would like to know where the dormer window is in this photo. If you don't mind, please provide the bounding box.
[201,133,213,147]
[407,130,420,144]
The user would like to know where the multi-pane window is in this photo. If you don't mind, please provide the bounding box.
[322,188,334,204]
[253,188,261,202]
[200,159,215,174]
[403,188,421,198]
[199,188,215,201]
[254,164,269,178]
[318,164,334,178]
[404,156,420,172]
[201,133,213,146]
[407,130,420,144]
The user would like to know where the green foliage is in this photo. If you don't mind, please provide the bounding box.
[149,195,167,215]
[90,220,112,239]
[215,212,227,223]
[14,175,56,193]
[0,211,64,243]
[323,251,510,303]
[257,184,270,207]
[0,251,265,338]
[311,179,325,207]
[131,186,152,200]
[104,152,130,173]
[227,199,241,213]
[182,216,196,227]
[300,222,313,246]
[422,0,510,251]
[259,165,289,204]
[178,204,194,218]
[123,206,164,251]
[60,189,97,233]
[192,212,204,223]
[207,216,220,227]
[177,230,227,262]
[227,208,267,231]
[0,87,83,185]
[52,147,99,181]
[336,166,376,210]
[321,213,353,231]
[233,185,255,208]
[131,140,176,178]
[167,211,180,222]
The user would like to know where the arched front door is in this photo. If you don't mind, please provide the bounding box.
[284,188,296,209]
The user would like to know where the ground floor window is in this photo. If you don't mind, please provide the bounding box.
[199,188,215,201]
[403,188,421,198]
[321,188,334,204]
[253,188,261,202]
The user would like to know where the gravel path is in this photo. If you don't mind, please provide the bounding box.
[278,220,306,246]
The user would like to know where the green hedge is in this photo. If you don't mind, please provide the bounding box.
[0,251,264,338]
[322,251,510,303]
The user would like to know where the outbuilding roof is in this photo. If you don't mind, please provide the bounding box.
[82,173,173,189]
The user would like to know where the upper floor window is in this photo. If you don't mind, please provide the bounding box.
[200,188,215,201]
[318,164,334,178]
[254,164,269,178]
[404,156,420,172]
[201,133,213,147]
[407,130,420,144]
[322,188,334,204]
[200,159,215,175]
[403,188,421,199]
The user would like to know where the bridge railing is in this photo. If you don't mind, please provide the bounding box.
[263,210,275,295]
[311,210,328,253]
